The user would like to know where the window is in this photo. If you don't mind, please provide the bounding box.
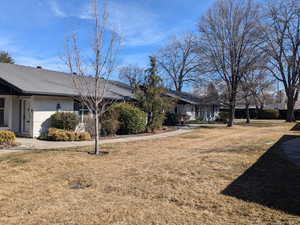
[0,98,5,126]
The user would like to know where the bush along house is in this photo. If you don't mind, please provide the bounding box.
[0,63,220,137]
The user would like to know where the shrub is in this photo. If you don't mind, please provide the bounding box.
[111,103,147,135]
[217,111,230,122]
[0,130,16,145]
[195,116,204,122]
[44,128,91,141]
[47,128,68,141]
[258,110,280,119]
[50,112,79,131]
[101,108,120,136]
[101,119,120,136]
[164,112,180,126]
[83,116,96,137]
[77,132,92,141]
[150,113,166,131]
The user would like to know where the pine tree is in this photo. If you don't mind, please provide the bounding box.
[136,56,172,132]
[0,51,14,64]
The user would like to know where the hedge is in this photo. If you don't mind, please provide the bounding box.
[50,112,80,131]
[222,108,300,120]
[41,128,91,141]
[0,130,16,145]
[234,108,257,119]
[216,111,230,122]
[257,110,280,119]
[164,112,180,126]
[110,103,147,135]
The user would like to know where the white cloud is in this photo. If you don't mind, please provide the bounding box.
[52,1,187,47]
[49,0,67,18]
[108,1,173,47]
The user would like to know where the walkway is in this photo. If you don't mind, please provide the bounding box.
[0,128,193,154]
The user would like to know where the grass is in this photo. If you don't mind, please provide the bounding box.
[0,120,300,224]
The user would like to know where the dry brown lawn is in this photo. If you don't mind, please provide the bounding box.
[1,120,300,225]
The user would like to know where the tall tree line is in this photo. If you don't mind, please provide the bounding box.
[118,0,300,126]
[197,0,299,125]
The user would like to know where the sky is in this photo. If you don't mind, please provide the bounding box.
[0,0,215,80]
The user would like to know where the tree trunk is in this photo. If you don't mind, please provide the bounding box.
[227,89,237,127]
[286,98,296,122]
[147,112,153,133]
[245,103,250,124]
[94,111,100,155]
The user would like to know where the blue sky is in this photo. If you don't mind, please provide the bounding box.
[0,0,215,79]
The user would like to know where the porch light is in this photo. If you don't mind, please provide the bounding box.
[56,103,62,112]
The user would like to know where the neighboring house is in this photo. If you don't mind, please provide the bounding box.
[0,63,220,137]
[167,90,220,121]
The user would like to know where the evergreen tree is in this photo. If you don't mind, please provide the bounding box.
[0,51,14,64]
[206,82,219,100]
[136,56,172,132]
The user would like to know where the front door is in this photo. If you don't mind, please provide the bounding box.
[22,99,31,134]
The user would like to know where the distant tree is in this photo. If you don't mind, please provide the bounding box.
[237,67,275,123]
[206,82,219,100]
[238,80,253,123]
[118,65,144,89]
[197,0,265,127]
[136,56,172,132]
[263,0,300,122]
[249,73,275,113]
[0,51,14,64]
[157,33,201,92]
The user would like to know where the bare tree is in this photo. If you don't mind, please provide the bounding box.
[157,33,201,92]
[263,0,300,122]
[118,65,144,89]
[63,0,121,155]
[237,79,253,123]
[249,72,275,113]
[237,69,274,123]
[197,0,265,127]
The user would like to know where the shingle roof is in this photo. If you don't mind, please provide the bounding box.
[0,63,220,105]
[167,89,220,105]
[0,63,134,99]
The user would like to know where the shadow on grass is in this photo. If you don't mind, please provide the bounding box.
[222,135,300,216]
[236,120,285,128]
[290,123,300,131]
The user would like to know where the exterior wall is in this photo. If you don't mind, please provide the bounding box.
[11,96,21,133]
[175,104,197,120]
[0,95,20,132]
[173,103,220,121]
[31,96,74,137]
[197,105,220,121]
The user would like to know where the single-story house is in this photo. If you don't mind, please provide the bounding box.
[0,63,134,137]
[0,63,220,137]
[167,90,220,121]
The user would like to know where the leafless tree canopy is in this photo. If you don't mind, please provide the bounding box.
[118,65,144,88]
[156,33,201,92]
[63,0,121,155]
[197,0,265,126]
[236,68,275,122]
[263,0,300,122]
